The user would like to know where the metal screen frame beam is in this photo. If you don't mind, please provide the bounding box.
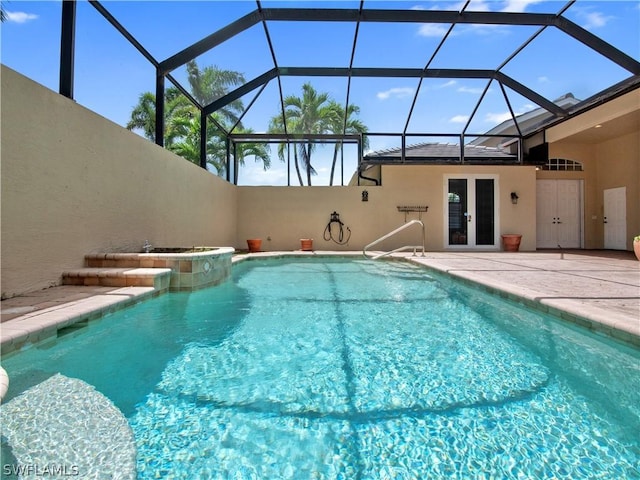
[229,133,361,143]
[158,6,637,75]
[89,1,159,68]
[203,69,278,116]
[160,10,263,74]
[554,16,640,75]
[495,72,566,116]
[59,0,76,99]
[210,67,567,118]
[155,73,165,147]
[264,8,557,26]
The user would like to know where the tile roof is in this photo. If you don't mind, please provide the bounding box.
[364,142,517,164]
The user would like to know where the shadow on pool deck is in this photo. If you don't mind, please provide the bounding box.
[1,250,638,352]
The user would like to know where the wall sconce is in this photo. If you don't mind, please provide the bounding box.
[511,192,519,205]
[362,190,369,202]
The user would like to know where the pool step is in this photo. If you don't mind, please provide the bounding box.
[62,267,172,291]
[85,253,170,269]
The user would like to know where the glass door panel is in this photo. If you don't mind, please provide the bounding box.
[448,179,468,245]
[475,179,495,246]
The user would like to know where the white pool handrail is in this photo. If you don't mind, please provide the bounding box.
[363,219,425,259]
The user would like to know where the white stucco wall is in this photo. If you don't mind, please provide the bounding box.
[1,66,237,298]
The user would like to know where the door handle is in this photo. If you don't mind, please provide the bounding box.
[467,214,472,222]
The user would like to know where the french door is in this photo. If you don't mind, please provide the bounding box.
[445,175,498,248]
[536,180,582,249]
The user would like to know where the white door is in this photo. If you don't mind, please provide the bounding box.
[604,187,627,250]
[557,180,582,248]
[536,180,557,248]
[445,175,498,248]
[536,180,582,249]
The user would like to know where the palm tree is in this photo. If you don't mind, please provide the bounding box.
[268,112,305,186]
[165,112,237,172]
[126,60,269,177]
[127,88,193,143]
[269,83,340,186]
[231,127,271,184]
[187,60,246,109]
[127,92,157,140]
[327,102,369,186]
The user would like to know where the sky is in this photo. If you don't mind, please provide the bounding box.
[2,0,639,185]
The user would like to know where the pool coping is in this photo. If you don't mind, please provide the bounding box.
[403,257,639,346]
[399,252,639,347]
[0,286,159,360]
[1,250,638,363]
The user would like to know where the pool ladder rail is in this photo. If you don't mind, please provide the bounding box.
[363,219,426,259]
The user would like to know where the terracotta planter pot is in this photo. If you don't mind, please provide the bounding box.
[501,234,522,252]
[246,239,262,253]
[300,239,313,251]
[634,240,640,261]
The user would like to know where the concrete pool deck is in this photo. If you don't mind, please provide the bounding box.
[1,250,638,356]
[401,250,639,346]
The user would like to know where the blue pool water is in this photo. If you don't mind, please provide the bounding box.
[2,257,639,479]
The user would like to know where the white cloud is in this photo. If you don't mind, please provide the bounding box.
[417,24,449,37]
[501,0,543,13]
[465,23,510,36]
[238,162,288,186]
[483,103,536,124]
[538,76,549,83]
[467,0,491,12]
[450,115,469,123]
[439,80,457,89]
[377,87,415,100]
[418,0,543,37]
[414,1,467,11]
[580,11,612,30]
[485,112,513,124]
[457,86,486,94]
[466,0,542,13]
[5,11,39,23]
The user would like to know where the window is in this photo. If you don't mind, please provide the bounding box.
[543,158,583,171]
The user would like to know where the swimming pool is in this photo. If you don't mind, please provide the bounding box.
[2,257,639,478]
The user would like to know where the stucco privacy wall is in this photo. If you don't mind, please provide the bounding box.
[237,165,537,252]
[1,66,237,298]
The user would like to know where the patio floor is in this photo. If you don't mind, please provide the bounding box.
[1,250,638,355]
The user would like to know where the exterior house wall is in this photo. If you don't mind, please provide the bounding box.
[238,165,537,252]
[544,143,598,248]
[1,66,237,298]
[596,131,640,249]
[547,108,639,250]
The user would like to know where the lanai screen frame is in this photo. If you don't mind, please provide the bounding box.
[58,0,640,185]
